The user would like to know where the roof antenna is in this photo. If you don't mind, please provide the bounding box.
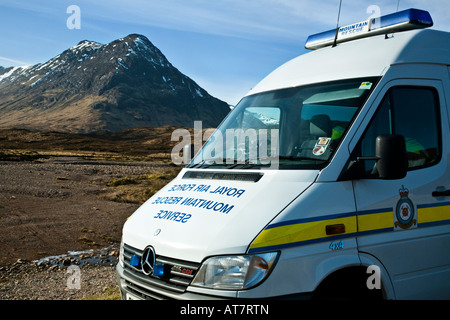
[333,0,343,47]
[386,0,400,39]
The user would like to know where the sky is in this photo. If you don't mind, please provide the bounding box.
[1,0,450,106]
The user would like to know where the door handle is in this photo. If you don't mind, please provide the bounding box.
[432,190,450,197]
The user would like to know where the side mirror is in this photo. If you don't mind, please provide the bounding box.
[339,134,408,181]
[375,134,408,180]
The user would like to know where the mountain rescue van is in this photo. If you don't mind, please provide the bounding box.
[116,9,450,300]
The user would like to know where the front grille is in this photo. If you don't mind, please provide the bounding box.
[122,243,200,299]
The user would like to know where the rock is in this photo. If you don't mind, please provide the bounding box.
[15,258,27,264]
[62,259,71,266]
[36,260,51,268]
[109,250,119,257]
[47,265,59,272]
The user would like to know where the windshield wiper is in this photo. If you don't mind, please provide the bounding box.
[189,157,264,169]
[226,159,263,169]
[278,156,326,162]
[188,157,240,168]
[188,160,206,168]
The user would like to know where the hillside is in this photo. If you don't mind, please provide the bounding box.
[0,126,200,161]
[0,34,230,133]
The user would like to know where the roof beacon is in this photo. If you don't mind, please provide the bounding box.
[305,8,433,50]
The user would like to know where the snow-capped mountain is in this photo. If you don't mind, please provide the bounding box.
[0,34,230,133]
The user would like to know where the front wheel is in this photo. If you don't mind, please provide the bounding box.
[312,267,384,300]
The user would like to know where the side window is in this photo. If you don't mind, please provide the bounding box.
[359,86,441,177]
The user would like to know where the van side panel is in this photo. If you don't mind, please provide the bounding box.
[242,181,359,298]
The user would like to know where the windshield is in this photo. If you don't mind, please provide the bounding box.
[189,77,379,169]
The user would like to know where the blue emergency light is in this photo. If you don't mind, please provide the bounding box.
[153,262,165,277]
[130,254,140,267]
[305,8,433,50]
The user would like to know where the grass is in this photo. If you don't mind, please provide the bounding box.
[102,166,182,204]
[0,150,45,161]
[0,126,195,161]
[0,126,185,204]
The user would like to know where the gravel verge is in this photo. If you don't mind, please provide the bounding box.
[0,247,120,300]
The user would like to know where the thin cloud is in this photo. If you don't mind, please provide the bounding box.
[4,0,445,45]
[84,0,450,44]
[86,0,302,42]
[0,56,31,66]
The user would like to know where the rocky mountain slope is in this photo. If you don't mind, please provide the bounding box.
[0,34,230,133]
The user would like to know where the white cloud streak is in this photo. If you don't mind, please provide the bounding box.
[0,56,31,66]
[2,0,449,43]
[81,0,450,43]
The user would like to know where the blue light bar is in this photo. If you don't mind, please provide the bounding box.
[305,8,433,50]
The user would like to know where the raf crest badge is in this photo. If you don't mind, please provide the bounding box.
[394,185,417,230]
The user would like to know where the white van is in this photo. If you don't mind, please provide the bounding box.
[116,8,450,300]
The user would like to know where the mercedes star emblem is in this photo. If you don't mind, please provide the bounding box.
[141,246,156,275]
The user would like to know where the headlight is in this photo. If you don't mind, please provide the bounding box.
[191,252,278,290]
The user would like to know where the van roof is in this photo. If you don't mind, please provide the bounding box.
[247,29,450,96]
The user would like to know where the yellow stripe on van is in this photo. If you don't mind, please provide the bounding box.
[357,210,393,233]
[249,215,357,252]
[248,203,450,254]
[417,203,450,225]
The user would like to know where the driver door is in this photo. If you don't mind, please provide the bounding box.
[352,79,450,299]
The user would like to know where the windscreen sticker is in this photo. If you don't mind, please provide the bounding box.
[313,146,326,156]
[359,82,372,90]
[313,137,330,156]
[316,137,330,146]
